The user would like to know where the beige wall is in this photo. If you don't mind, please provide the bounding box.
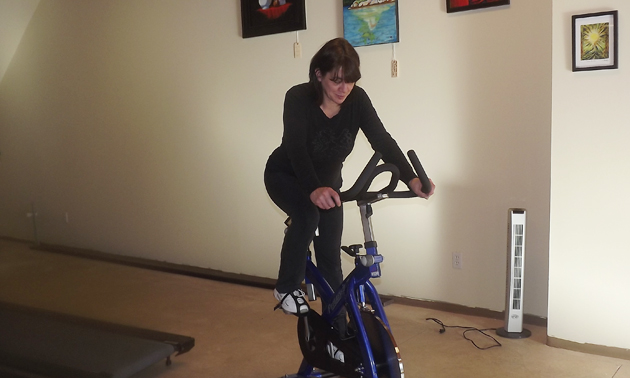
[0,0,551,319]
[550,1,630,350]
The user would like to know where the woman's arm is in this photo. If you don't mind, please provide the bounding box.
[356,87,418,185]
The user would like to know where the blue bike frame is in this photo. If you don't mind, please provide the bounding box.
[298,200,391,378]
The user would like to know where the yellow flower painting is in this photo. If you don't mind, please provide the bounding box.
[572,10,617,71]
[580,22,609,61]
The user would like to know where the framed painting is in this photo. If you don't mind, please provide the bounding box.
[343,0,399,47]
[572,11,618,72]
[446,0,510,13]
[241,0,306,38]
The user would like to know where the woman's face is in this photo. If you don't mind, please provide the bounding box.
[317,67,355,107]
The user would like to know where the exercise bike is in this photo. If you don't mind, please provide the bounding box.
[281,150,431,378]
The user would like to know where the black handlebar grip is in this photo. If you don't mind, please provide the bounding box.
[407,150,431,194]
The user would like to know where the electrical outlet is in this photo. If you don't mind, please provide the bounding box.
[452,252,463,269]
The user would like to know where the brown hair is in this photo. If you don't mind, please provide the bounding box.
[309,38,361,105]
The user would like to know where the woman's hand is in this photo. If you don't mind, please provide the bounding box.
[310,187,342,210]
[409,177,435,199]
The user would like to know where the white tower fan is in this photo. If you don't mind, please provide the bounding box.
[496,208,531,339]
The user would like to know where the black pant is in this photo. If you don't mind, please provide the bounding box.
[264,167,344,295]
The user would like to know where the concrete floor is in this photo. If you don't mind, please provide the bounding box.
[0,238,627,378]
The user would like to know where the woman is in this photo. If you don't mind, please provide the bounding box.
[264,38,434,317]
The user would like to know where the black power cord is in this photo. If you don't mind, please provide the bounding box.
[426,318,502,350]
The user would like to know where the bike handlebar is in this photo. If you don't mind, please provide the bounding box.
[339,150,431,203]
[408,150,432,195]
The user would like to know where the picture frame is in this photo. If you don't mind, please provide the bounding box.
[343,0,399,47]
[572,11,618,72]
[446,0,510,14]
[241,0,306,39]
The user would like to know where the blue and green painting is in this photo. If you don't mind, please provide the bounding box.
[343,0,399,47]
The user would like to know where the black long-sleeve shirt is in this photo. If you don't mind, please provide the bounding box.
[266,83,416,194]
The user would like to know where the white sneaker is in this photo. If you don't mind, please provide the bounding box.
[273,288,309,315]
[327,342,345,363]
